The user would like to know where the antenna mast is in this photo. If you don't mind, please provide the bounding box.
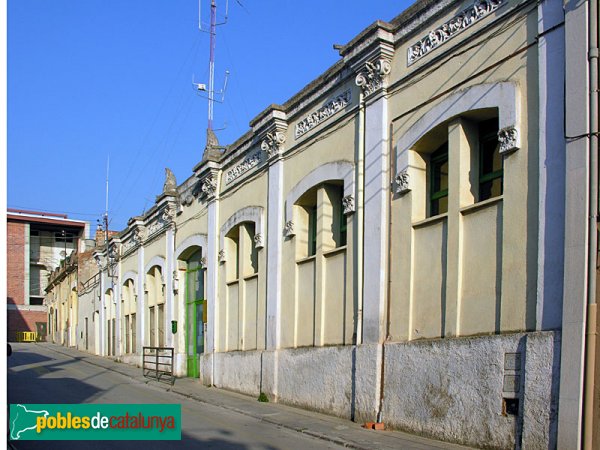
[104,155,109,247]
[208,0,217,132]
[196,0,230,157]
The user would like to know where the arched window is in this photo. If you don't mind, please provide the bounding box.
[219,207,265,353]
[122,279,136,354]
[146,266,165,347]
[294,182,346,259]
[105,288,115,356]
[284,179,351,348]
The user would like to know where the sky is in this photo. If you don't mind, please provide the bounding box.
[8,1,413,234]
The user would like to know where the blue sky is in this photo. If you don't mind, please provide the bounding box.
[8,1,412,233]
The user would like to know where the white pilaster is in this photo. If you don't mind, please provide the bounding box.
[206,199,219,357]
[114,269,121,356]
[98,272,105,356]
[165,227,175,348]
[266,159,283,350]
[361,94,389,344]
[137,246,145,354]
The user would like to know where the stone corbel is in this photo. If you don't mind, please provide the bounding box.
[252,107,288,160]
[133,224,147,244]
[161,203,177,228]
[394,169,411,195]
[200,173,218,200]
[342,195,355,215]
[254,233,264,249]
[261,131,287,158]
[498,126,520,155]
[355,58,392,97]
[284,221,295,238]
[218,249,226,263]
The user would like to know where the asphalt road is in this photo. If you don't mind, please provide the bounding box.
[7,343,344,450]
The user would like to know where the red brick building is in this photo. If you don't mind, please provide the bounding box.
[7,209,89,341]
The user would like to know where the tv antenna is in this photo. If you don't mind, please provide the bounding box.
[195,0,231,155]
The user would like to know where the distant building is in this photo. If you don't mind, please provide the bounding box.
[7,209,89,342]
[45,230,108,351]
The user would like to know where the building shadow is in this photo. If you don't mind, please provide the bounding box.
[7,432,263,450]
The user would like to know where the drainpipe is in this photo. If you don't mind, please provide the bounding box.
[377,122,395,425]
[356,92,365,346]
[583,0,599,447]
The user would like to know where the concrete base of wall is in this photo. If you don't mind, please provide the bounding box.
[174,352,186,377]
[382,332,560,449]
[119,354,142,367]
[200,331,560,449]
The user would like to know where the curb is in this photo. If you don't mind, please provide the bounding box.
[35,343,371,450]
[167,386,366,449]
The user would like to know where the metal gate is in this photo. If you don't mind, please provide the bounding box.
[142,347,175,385]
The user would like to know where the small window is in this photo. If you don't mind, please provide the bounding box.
[30,297,44,306]
[430,142,449,216]
[308,205,317,256]
[479,118,503,201]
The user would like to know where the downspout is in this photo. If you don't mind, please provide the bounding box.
[356,91,365,346]
[377,122,395,425]
[583,0,599,447]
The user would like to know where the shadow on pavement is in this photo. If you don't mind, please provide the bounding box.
[7,432,278,450]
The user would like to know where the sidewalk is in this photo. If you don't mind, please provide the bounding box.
[39,343,473,450]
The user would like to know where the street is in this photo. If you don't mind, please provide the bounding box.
[7,343,344,450]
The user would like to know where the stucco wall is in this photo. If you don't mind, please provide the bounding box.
[382,332,560,449]
[207,331,559,450]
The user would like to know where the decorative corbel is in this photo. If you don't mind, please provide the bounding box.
[201,174,218,200]
[254,233,264,249]
[261,131,287,158]
[394,169,410,195]
[284,221,295,238]
[342,195,355,215]
[498,126,520,155]
[355,58,392,97]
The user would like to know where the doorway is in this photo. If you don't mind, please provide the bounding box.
[185,249,205,378]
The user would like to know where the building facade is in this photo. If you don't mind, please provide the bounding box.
[7,209,89,342]
[45,0,599,448]
[45,236,99,350]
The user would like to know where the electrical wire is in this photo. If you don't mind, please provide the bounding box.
[111,33,203,218]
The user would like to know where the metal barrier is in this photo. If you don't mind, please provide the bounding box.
[142,347,175,385]
[15,332,38,342]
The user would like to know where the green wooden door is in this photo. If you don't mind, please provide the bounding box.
[186,256,205,378]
